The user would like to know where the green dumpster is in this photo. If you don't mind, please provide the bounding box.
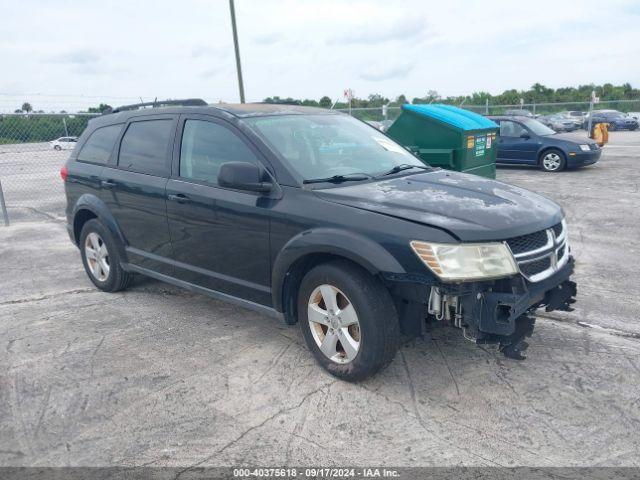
[386,104,499,178]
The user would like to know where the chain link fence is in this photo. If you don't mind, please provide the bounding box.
[337,99,640,125]
[0,113,99,224]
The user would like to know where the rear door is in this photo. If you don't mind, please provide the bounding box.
[496,120,538,164]
[101,114,177,275]
[165,114,272,306]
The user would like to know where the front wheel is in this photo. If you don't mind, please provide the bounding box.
[540,149,566,172]
[298,260,400,381]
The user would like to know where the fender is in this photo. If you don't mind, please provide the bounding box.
[71,194,128,262]
[271,227,406,312]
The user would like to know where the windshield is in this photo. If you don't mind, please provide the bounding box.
[244,114,426,182]
[521,118,556,136]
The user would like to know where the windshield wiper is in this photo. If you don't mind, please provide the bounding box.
[376,163,430,178]
[303,173,373,185]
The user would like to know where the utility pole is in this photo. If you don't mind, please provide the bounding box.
[587,90,596,137]
[229,0,245,103]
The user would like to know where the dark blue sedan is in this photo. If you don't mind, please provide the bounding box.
[586,110,639,131]
[488,116,601,172]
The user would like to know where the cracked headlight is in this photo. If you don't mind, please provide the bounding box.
[410,241,518,282]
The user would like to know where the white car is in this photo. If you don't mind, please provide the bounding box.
[50,136,78,151]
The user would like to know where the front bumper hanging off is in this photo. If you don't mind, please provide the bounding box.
[385,256,578,360]
[458,257,577,358]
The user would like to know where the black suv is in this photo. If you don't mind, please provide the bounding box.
[63,100,577,381]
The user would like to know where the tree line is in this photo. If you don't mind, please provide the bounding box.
[263,82,640,109]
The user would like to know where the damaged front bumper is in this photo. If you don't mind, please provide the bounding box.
[385,257,577,359]
[458,257,576,358]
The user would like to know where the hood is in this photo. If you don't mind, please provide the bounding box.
[550,133,596,145]
[314,170,563,241]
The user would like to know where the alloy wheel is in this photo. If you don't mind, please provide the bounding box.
[307,284,361,364]
[84,232,110,282]
[542,153,562,171]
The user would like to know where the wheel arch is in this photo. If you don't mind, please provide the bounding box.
[272,228,406,324]
[72,194,127,260]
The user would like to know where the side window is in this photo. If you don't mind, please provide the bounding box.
[500,121,526,137]
[77,125,122,164]
[119,119,173,176]
[179,119,258,184]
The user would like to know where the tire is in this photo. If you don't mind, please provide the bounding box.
[297,260,400,381]
[608,123,616,131]
[539,149,566,172]
[54,145,62,151]
[79,219,132,292]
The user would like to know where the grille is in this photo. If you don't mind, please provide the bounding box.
[552,222,563,238]
[557,245,566,259]
[520,257,551,277]
[506,230,548,254]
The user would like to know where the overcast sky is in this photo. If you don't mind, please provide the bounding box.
[1,0,639,111]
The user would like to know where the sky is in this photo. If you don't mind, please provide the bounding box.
[1,0,639,112]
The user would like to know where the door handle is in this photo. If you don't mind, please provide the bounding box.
[167,193,191,204]
[100,180,116,189]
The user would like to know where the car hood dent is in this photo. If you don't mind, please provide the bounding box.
[314,170,563,241]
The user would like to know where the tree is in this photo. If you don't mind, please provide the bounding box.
[87,103,113,113]
[319,96,332,108]
[21,102,33,113]
[367,94,389,107]
[412,90,440,104]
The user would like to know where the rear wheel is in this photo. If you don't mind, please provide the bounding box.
[608,123,616,131]
[298,260,400,381]
[80,219,132,292]
[540,149,566,172]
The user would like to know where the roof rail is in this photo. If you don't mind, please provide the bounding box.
[108,98,208,114]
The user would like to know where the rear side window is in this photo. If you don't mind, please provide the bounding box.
[77,125,122,164]
[179,119,258,184]
[118,119,173,176]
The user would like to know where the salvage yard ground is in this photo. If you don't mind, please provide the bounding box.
[1,132,639,467]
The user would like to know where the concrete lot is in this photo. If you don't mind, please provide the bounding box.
[1,132,640,468]
[0,142,67,222]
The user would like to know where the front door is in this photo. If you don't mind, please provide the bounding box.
[101,114,177,274]
[166,115,272,306]
[496,120,538,164]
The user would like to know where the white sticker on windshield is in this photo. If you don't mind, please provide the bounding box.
[372,136,410,155]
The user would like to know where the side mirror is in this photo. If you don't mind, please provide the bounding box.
[218,162,272,192]
[520,131,530,139]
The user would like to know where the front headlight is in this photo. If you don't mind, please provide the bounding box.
[410,241,518,282]
[579,144,591,152]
